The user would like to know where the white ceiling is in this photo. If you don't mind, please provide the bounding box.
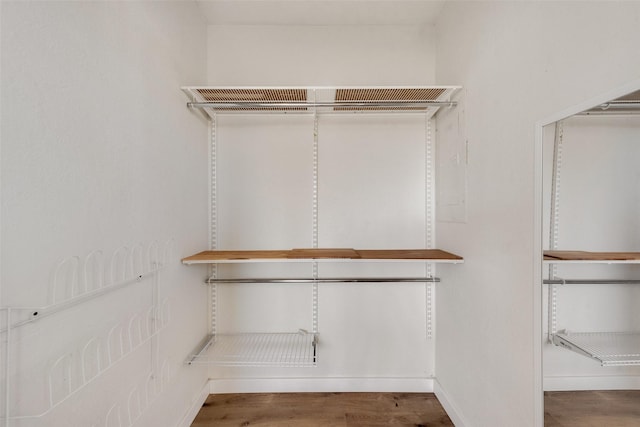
[195,0,446,26]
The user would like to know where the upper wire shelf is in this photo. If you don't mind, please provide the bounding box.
[182,86,460,118]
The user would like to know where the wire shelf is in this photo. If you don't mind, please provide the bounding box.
[181,86,460,118]
[552,331,640,366]
[188,332,318,367]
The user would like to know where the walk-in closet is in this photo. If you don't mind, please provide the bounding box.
[2,1,640,426]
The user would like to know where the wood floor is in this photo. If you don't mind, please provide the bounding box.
[191,390,640,426]
[545,391,640,427]
[191,392,454,427]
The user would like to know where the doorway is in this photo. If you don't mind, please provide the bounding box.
[535,82,640,426]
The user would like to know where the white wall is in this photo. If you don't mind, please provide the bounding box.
[206,24,440,387]
[211,114,435,383]
[1,2,209,425]
[207,24,435,85]
[435,2,640,426]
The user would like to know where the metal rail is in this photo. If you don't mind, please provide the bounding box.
[578,101,640,115]
[188,101,457,109]
[206,277,440,284]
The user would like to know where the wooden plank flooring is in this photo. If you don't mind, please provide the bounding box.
[191,393,454,427]
[545,391,640,426]
[191,390,640,426]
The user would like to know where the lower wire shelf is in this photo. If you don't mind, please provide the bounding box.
[552,331,640,366]
[187,331,318,367]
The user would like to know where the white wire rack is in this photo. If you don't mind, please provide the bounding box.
[188,332,318,367]
[182,86,461,119]
[1,241,172,425]
[552,331,640,366]
[98,358,175,427]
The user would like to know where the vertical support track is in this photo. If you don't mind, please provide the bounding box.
[548,120,564,341]
[209,115,218,338]
[312,113,319,335]
[425,117,435,339]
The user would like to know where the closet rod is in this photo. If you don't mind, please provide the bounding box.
[579,101,640,115]
[543,279,640,285]
[598,101,640,109]
[206,277,440,284]
[188,101,456,109]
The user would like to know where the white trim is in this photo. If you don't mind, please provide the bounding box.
[544,375,640,391]
[208,377,434,394]
[176,381,209,427]
[434,380,470,427]
[533,117,544,427]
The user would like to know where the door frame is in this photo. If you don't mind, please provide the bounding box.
[533,77,640,426]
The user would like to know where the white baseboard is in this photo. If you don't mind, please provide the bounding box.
[434,380,469,427]
[544,375,640,391]
[177,381,210,427]
[208,377,434,394]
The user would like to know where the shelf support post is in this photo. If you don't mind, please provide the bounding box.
[312,109,319,335]
[425,116,435,339]
[548,120,564,342]
[209,115,218,338]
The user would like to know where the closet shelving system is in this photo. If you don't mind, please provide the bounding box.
[181,86,464,368]
[544,90,640,367]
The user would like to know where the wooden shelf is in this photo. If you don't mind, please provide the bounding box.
[544,250,640,263]
[182,248,463,265]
